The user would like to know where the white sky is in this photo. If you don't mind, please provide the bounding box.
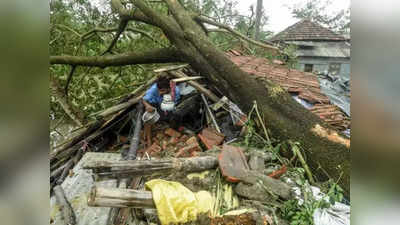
[237,0,350,33]
[90,0,350,34]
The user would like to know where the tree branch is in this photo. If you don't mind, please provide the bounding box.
[64,66,77,98]
[50,76,85,126]
[131,0,178,35]
[195,16,280,54]
[111,0,157,26]
[50,48,181,67]
[102,20,128,55]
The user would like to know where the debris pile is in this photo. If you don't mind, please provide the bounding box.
[50,64,350,225]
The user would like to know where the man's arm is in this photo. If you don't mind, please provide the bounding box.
[142,99,155,112]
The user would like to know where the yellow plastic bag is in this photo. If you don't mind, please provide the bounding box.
[145,179,213,225]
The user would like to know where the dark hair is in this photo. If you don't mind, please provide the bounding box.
[156,76,170,90]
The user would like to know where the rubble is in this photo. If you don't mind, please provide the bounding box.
[50,64,349,225]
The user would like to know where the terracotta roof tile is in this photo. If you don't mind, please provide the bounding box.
[227,50,350,130]
[270,19,346,42]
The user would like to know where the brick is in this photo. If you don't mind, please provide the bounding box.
[169,136,180,145]
[164,128,182,138]
[148,143,162,154]
[178,135,189,143]
[198,127,225,150]
[175,138,201,158]
[185,136,198,146]
[156,131,165,140]
[235,115,248,127]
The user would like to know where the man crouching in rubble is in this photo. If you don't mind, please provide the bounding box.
[142,76,181,147]
[142,76,180,113]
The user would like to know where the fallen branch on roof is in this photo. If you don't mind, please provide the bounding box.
[195,16,280,55]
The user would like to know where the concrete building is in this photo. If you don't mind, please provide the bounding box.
[270,19,350,78]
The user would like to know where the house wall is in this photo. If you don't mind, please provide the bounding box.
[296,57,350,78]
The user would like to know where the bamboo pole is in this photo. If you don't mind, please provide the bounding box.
[88,186,155,208]
[84,156,218,179]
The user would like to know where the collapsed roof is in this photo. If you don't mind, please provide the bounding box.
[227,50,350,131]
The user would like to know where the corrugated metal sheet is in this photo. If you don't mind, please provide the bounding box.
[50,152,121,225]
[285,41,350,58]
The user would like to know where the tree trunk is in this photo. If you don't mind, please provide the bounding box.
[50,0,350,196]
[162,0,350,195]
[254,0,263,41]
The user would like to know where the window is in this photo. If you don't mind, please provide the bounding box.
[329,63,341,75]
[304,64,313,72]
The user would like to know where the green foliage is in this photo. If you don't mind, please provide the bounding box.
[280,167,345,225]
[287,0,350,34]
[49,0,278,125]
[282,44,298,69]
[50,0,169,121]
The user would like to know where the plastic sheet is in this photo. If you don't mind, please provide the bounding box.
[145,179,213,225]
[313,202,350,225]
[290,182,350,225]
[291,94,314,109]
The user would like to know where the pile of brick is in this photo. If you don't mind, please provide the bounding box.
[137,126,225,158]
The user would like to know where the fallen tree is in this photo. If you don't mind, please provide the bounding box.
[50,0,350,195]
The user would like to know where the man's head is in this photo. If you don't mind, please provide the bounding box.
[156,76,170,95]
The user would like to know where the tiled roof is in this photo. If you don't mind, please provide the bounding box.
[226,50,350,130]
[270,19,346,42]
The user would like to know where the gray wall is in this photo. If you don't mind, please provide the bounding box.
[296,57,350,78]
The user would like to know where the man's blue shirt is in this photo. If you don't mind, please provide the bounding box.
[143,83,180,105]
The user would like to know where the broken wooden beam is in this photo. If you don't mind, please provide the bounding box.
[168,70,219,102]
[83,156,218,179]
[201,94,221,133]
[88,186,155,208]
[127,103,144,160]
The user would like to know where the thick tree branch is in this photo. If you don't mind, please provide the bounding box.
[111,0,157,26]
[195,16,280,55]
[50,48,181,67]
[131,0,181,36]
[81,26,168,47]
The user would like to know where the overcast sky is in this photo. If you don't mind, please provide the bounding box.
[237,0,350,33]
[92,0,350,34]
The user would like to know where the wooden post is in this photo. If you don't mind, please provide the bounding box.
[127,103,144,160]
[84,156,218,179]
[88,186,155,208]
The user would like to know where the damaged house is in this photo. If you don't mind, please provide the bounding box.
[270,19,351,79]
